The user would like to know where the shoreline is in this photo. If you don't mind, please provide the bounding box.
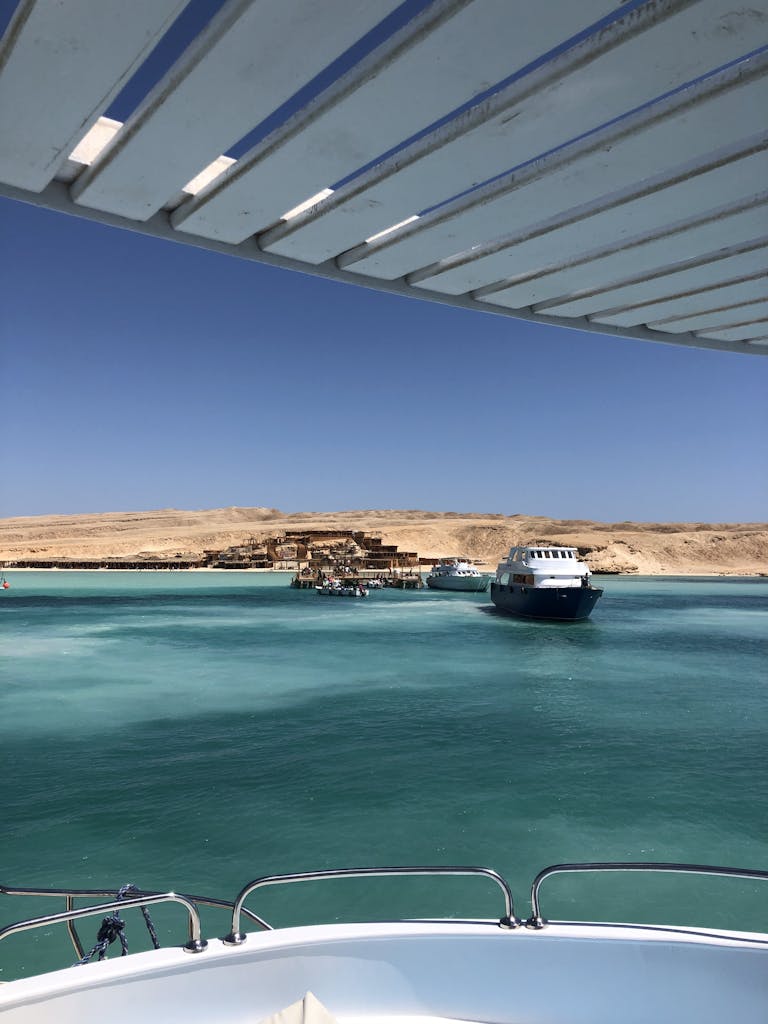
[2,509,765,579]
[3,567,765,579]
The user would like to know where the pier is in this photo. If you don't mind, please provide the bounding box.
[2,529,435,580]
[291,571,423,590]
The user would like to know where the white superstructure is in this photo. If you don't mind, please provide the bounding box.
[496,545,592,589]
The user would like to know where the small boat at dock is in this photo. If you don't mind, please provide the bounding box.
[315,578,368,597]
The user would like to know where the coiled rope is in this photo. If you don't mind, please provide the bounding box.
[74,884,160,966]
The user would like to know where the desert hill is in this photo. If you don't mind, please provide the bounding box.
[1,508,766,575]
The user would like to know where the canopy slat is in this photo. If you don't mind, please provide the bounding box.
[648,299,768,334]
[1,0,766,354]
[260,0,768,264]
[591,273,768,327]
[697,321,768,342]
[170,0,615,244]
[509,243,768,318]
[70,0,401,219]
[454,193,768,313]
[340,68,768,286]
[0,0,187,191]
[403,146,768,297]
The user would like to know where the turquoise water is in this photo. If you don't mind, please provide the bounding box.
[1,571,767,977]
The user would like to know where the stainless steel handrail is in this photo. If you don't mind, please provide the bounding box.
[6,861,762,966]
[0,884,269,957]
[225,865,517,944]
[528,861,768,928]
[0,892,208,954]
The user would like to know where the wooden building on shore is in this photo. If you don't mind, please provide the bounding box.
[2,530,430,575]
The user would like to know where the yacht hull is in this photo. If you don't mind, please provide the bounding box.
[2,919,766,1024]
[427,575,490,592]
[491,582,602,620]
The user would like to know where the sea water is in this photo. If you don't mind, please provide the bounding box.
[1,571,767,979]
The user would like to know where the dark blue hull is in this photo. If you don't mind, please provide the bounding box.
[490,582,602,621]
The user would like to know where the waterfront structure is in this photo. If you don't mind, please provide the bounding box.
[1,530,421,572]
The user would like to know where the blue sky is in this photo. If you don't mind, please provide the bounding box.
[1,195,766,523]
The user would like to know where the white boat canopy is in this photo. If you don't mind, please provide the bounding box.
[1,0,766,355]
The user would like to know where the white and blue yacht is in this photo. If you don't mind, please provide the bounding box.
[491,545,603,621]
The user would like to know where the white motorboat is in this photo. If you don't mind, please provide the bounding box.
[426,560,491,592]
[491,545,603,620]
[1,863,767,1023]
[316,580,368,597]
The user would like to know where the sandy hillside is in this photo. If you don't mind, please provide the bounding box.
[1,508,767,575]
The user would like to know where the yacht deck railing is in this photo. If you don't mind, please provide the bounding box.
[2,862,767,964]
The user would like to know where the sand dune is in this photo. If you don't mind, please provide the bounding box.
[1,508,766,575]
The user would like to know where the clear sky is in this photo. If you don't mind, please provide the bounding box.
[1,194,766,524]
[1,0,766,524]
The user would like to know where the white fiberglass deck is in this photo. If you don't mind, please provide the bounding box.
[1,921,767,1024]
[1,0,766,354]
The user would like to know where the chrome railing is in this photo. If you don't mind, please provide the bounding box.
[0,884,269,958]
[0,892,207,954]
[224,865,518,944]
[527,861,768,928]
[3,861,766,966]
